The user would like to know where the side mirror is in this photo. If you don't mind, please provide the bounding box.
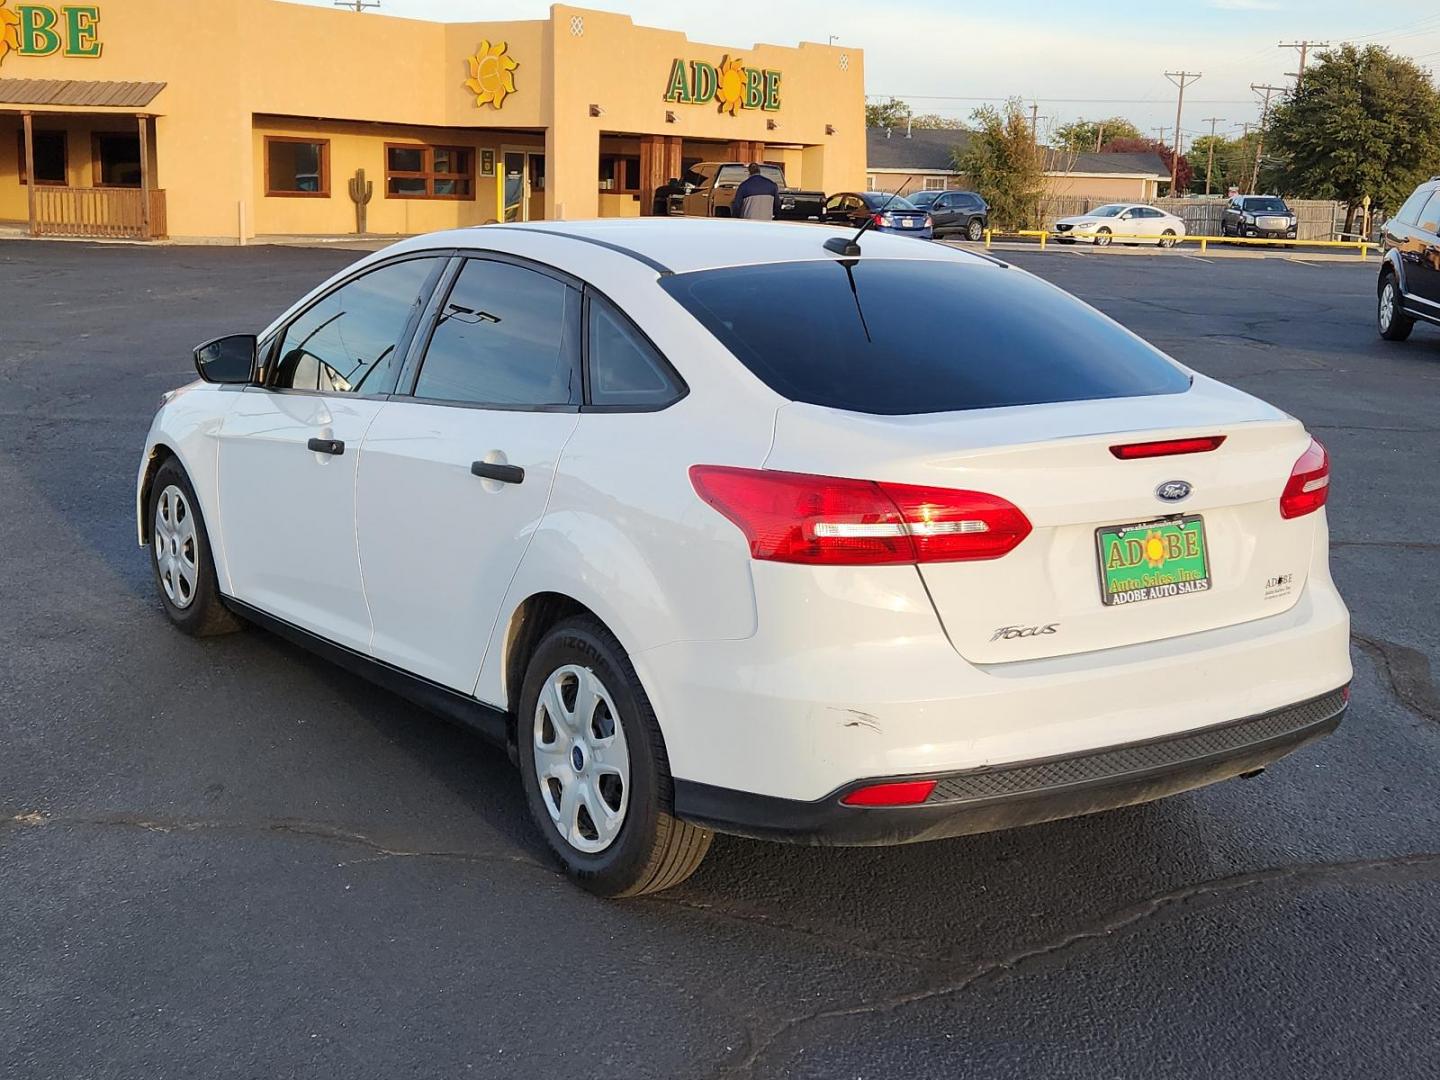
[193,334,257,384]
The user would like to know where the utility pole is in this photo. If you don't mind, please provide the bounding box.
[1094,120,1104,153]
[1029,102,1040,147]
[1201,116,1224,195]
[333,0,379,10]
[1163,70,1201,195]
[1278,40,1328,87]
[1249,83,1284,194]
[1152,126,1168,146]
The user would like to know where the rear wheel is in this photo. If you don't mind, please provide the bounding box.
[1159,229,1178,249]
[1378,275,1415,342]
[966,218,985,242]
[1094,227,1112,247]
[147,459,241,636]
[518,616,712,896]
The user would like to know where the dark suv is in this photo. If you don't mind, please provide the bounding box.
[907,189,989,241]
[1378,176,1440,341]
[1221,195,1298,240]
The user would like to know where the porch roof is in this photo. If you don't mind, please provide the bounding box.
[0,79,167,109]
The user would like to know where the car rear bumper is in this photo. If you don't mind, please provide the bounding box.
[673,687,1347,845]
[879,224,934,239]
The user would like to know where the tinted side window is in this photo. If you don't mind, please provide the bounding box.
[1392,186,1433,227]
[659,259,1190,416]
[273,257,439,394]
[587,296,683,408]
[413,259,580,407]
[1417,192,1440,234]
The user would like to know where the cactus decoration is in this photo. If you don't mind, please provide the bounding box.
[348,167,373,234]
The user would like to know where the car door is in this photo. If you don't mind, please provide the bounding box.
[217,254,446,651]
[354,255,582,691]
[931,193,958,231]
[1410,190,1440,308]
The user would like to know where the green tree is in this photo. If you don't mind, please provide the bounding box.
[1267,44,1440,229]
[1055,116,1142,153]
[866,96,911,129]
[956,98,1044,230]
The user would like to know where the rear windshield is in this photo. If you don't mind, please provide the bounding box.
[862,193,919,211]
[659,259,1191,415]
[1244,197,1289,212]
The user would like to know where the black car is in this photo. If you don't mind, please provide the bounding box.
[1221,195,1298,240]
[908,189,989,241]
[1378,176,1440,341]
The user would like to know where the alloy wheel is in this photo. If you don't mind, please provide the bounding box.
[533,664,631,854]
[1379,282,1395,331]
[154,484,198,609]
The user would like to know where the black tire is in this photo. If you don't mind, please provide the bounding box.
[1159,229,1178,249]
[966,218,985,242]
[517,615,712,897]
[1094,227,1112,247]
[1378,274,1415,342]
[146,458,242,636]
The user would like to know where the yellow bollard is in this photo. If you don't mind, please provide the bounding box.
[984,228,992,250]
[1039,231,1047,250]
[1199,237,1207,254]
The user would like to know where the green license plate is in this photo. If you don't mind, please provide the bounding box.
[1096,515,1211,607]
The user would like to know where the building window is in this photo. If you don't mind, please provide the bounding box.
[266,137,329,197]
[17,130,67,185]
[922,176,947,190]
[599,155,639,192]
[385,143,474,199]
[93,133,142,188]
[865,175,877,191]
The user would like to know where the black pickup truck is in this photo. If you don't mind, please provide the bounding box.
[669,162,825,221]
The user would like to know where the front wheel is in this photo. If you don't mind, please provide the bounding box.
[1378,276,1415,342]
[966,218,985,242]
[518,616,712,896]
[1159,229,1178,249]
[147,458,242,636]
[1094,227,1112,247]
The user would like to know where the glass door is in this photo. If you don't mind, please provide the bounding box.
[502,150,527,222]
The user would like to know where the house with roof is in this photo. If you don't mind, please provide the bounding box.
[865,126,1172,201]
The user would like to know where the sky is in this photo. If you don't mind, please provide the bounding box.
[292,1,1440,147]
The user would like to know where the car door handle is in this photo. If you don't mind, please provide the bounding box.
[307,437,344,455]
[471,461,524,485]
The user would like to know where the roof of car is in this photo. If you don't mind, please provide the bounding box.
[388,218,999,276]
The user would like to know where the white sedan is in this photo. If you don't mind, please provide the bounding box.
[138,219,1350,896]
[1054,203,1188,247]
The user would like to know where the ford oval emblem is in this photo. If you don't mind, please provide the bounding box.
[1156,480,1192,502]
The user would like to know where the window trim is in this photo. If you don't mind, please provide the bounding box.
[17,128,67,185]
[398,253,583,412]
[384,141,476,201]
[90,131,143,189]
[264,135,331,199]
[580,287,689,413]
[598,154,641,194]
[260,251,451,397]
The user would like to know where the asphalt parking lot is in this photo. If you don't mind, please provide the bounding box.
[2,239,1438,1079]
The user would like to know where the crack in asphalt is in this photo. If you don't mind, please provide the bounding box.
[0,810,552,873]
[1352,632,1440,725]
[707,851,1440,1079]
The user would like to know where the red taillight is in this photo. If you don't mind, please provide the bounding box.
[871,212,885,226]
[841,779,937,807]
[1280,437,1329,519]
[1110,435,1226,459]
[688,466,1032,566]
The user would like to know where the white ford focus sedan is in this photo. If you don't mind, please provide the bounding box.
[137,219,1350,896]
[1053,203,1187,247]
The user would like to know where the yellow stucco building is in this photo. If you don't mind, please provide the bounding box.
[0,0,865,241]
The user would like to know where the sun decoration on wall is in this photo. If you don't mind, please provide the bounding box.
[715,55,746,116]
[0,1,22,69]
[465,40,518,110]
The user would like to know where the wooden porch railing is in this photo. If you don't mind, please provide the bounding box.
[32,187,168,241]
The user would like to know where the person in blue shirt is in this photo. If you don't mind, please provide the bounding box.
[731,163,779,220]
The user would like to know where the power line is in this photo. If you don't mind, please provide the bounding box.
[1200,116,1225,194]
[868,93,1258,105]
[1249,83,1284,193]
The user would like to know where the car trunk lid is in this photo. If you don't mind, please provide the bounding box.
[764,380,1318,664]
